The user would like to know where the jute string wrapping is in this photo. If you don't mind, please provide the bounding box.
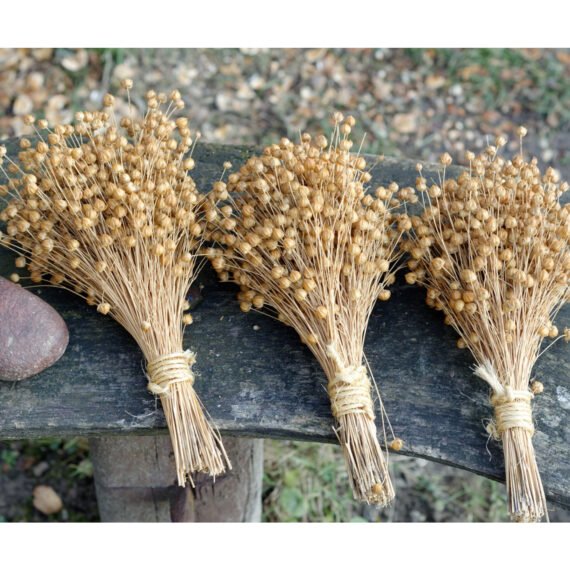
[327,345,374,420]
[326,344,394,505]
[147,350,196,396]
[474,362,535,438]
[146,349,230,485]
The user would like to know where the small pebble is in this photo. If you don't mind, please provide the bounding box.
[0,277,69,381]
[12,94,33,116]
[33,461,50,477]
[392,112,418,134]
[32,485,63,515]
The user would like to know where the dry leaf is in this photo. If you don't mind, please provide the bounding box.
[0,48,20,68]
[373,79,392,100]
[25,72,45,90]
[556,51,570,66]
[113,63,135,81]
[47,94,68,111]
[31,48,53,61]
[459,64,486,81]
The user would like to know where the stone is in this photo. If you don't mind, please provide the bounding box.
[32,461,50,477]
[0,277,68,381]
[32,485,63,515]
[60,49,88,72]
[392,112,418,134]
[12,94,33,116]
[425,74,446,90]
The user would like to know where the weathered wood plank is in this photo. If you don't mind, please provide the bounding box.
[188,437,263,522]
[90,435,263,522]
[90,434,193,522]
[1,141,568,508]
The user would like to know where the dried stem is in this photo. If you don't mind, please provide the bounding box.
[503,428,547,522]
[336,412,395,504]
[160,381,229,485]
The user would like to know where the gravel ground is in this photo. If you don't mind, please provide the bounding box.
[2,48,569,175]
[0,48,569,522]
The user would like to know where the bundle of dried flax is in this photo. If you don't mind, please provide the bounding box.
[206,114,414,505]
[402,131,569,521]
[0,83,229,485]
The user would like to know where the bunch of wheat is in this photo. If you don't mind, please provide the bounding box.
[0,82,229,485]
[205,114,414,504]
[402,131,569,521]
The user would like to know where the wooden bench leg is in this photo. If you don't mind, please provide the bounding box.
[89,435,263,522]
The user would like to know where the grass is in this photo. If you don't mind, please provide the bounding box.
[412,465,508,522]
[404,48,570,124]
[261,440,510,522]
[263,440,365,522]
[87,48,127,65]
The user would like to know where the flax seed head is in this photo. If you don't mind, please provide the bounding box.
[402,135,569,522]
[206,114,415,505]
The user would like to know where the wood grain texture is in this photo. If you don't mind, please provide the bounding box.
[1,140,568,507]
[189,437,263,522]
[89,435,263,522]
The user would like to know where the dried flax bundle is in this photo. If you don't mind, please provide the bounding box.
[0,84,229,485]
[402,132,569,521]
[206,114,415,504]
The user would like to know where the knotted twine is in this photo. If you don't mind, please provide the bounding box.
[147,349,196,396]
[474,361,535,439]
[326,344,374,420]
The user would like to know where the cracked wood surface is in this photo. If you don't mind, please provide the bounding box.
[0,141,568,507]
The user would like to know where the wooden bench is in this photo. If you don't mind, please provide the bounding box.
[1,141,568,521]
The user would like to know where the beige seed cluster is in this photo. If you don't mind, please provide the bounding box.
[207,115,415,355]
[0,84,201,350]
[403,138,569,374]
[206,114,415,504]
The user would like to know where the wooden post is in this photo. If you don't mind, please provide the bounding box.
[89,435,263,522]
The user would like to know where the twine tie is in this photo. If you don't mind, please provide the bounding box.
[326,344,374,420]
[147,350,196,396]
[474,361,534,438]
